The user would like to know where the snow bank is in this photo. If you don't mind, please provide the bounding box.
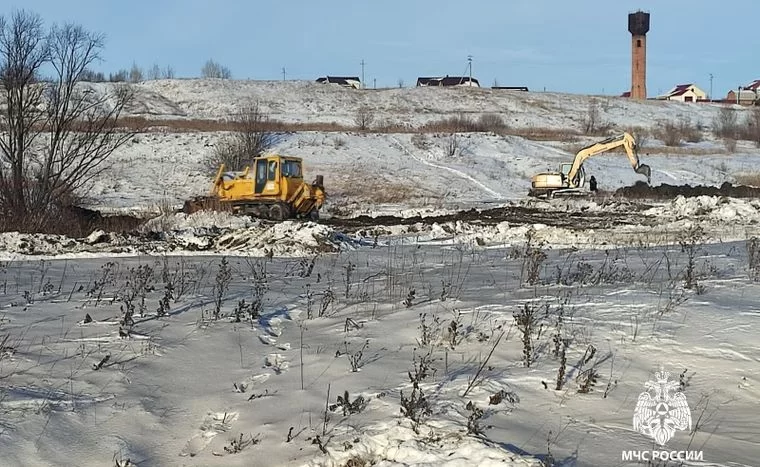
[307,423,541,467]
[0,217,351,260]
[644,195,760,223]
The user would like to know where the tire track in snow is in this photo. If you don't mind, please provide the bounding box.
[390,136,506,201]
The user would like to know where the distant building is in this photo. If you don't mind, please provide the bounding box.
[316,76,361,89]
[725,89,758,105]
[492,86,529,91]
[657,84,707,102]
[724,80,760,105]
[620,91,632,98]
[416,76,480,87]
[744,79,760,92]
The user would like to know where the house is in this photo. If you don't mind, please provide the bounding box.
[316,76,361,89]
[657,83,708,102]
[620,91,632,98]
[416,76,480,87]
[725,89,758,105]
[724,80,760,105]
[744,79,760,92]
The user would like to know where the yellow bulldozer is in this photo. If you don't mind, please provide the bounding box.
[183,154,326,221]
[528,132,651,198]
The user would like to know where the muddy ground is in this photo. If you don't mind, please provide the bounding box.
[14,182,754,237]
[322,203,657,232]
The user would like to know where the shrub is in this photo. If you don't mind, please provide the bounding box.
[739,107,760,146]
[724,138,737,153]
[734,172,760,186]
[713,107,739,139]
[580,99,611,135]
[477,113,508,133]
[205,101,279,172]
[653,116,702,146]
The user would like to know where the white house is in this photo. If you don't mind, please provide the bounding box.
[657,83,707,102]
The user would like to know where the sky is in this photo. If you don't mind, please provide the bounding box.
[5,0,758,97]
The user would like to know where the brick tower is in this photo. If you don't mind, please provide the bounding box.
[628,11,650,100]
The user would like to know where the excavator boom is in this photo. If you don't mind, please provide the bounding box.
[529,132,651,198]
[566,132,650,187]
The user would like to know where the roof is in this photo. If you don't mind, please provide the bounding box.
[669,84,694,97]
[744,80,760,91]
[416,76,480,86]
[621,91,632,97]
[661,83,705,98]
[316,76,361,86]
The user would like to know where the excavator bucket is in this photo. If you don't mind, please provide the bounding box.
[635,163,652,184]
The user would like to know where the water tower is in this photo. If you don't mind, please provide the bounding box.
[628,10,650,100]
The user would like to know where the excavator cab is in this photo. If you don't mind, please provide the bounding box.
[559,163,585,188]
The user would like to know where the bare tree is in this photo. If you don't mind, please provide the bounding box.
[581,99,607,135]
[201,58,231,79]
[163,65,175,79]
[206,101,279,172]
[147,63,161,80]
[109,69,128,82]
[354,106,374,131]
[80,69,105,82]
[0,10,135,231]
[129,61,143,83]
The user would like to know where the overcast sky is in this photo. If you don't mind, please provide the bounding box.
[6,0,757,97]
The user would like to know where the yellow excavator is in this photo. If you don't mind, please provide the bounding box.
[183,154,326,221]
[528,132,651,198]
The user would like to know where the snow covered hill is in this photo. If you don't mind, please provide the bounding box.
[65,78,756,216]
[118,79,751,132]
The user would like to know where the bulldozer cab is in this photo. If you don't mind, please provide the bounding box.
[252,155,304,200]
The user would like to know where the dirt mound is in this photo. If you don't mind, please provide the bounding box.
[324,204,654,231]
[614,181,760,199]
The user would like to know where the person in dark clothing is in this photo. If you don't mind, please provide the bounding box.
[589,175,598,193]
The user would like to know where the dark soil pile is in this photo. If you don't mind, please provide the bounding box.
[614,181,760,199]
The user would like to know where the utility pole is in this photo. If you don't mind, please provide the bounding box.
[467,55,473,86]
[373,78,376,89]
[282,67,286,81]
[709,73,714,101]
[360,59,366,89]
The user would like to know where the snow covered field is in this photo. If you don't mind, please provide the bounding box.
[1,237,759,466]
[2,80,760,466]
